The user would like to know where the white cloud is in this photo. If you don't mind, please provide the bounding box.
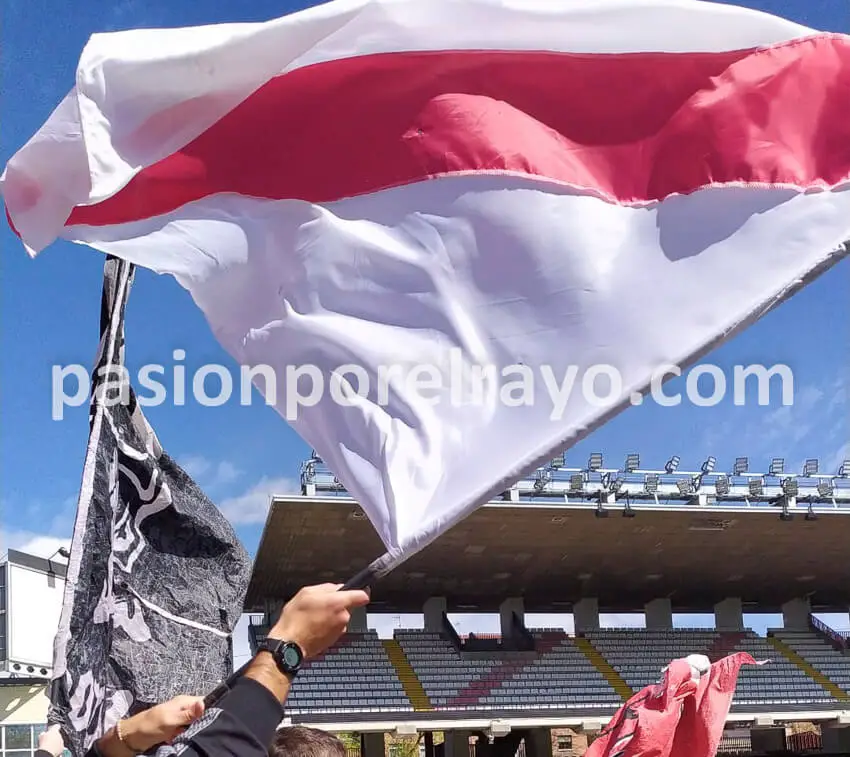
[213,461,242,486]
[180,455,213,479]
[601,613,646,628]
[1,529,71,560]
[178,455,243,490]
[219,476,300,524]
[824,440,850,476]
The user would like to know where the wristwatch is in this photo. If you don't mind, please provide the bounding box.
[258,638,304,677]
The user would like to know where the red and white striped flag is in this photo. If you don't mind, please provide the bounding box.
[586,653,759,757]
[3,0,848,570]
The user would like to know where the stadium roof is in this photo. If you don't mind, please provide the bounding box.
[247,495,850,613]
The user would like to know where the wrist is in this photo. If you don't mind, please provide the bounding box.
[269,625,308,659]
[119,712,154,753]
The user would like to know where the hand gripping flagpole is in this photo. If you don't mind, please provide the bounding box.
[203,552,401,708]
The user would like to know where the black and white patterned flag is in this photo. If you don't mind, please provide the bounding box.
[49,257,252,757]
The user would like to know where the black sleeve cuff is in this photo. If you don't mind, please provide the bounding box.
[218,677,284,744]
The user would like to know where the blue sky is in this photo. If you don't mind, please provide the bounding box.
[1,0,848,655]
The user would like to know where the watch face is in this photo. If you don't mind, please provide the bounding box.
[282,644,302,668]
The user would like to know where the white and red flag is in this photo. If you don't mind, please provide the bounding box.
[3,0,849,571]
[586,653,759,757]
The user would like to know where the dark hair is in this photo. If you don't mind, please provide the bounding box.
[269,727,347,757]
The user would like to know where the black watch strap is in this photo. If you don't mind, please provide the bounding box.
[259,638,304,677]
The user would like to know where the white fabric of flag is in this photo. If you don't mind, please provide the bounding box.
[2,0,848,573]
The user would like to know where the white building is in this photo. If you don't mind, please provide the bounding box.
[0,549,67,757]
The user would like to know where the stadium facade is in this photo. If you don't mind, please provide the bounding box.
[245,453,850,755]
[0,549,67,757]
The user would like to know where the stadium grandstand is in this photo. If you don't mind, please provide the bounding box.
[245,452,850,756]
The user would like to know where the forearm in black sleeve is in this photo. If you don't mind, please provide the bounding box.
[150,678,283,757]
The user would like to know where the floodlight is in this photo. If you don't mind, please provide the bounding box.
[715,474,730,496]
[782,477,799,497]
[701,456,717,474]
[625,454,640,472]
[551,454,565,468]
[748,477,764,497]
[533,469,550,492]
[769,458,785,476]
[733,457,749,475]
[644,474,659,494]
[677,479,694,496]
[569,473,584,492]
[588,453,603,471]
[817,479,834,498]
[803,459,819,477]
[839,460,850,478]
[665,456,681,474]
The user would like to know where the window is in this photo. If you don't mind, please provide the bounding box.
[556,736,573,751]
[1,724,70,757]
[0,566,6,662]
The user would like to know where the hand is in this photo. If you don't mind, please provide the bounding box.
[271,583,370,659]
[38,725,65,757]
[121,696,205,752]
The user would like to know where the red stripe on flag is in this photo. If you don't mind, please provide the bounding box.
[68,35,850,227]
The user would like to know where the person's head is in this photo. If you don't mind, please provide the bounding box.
[269,727,346,757]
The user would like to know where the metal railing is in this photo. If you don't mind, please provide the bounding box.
[300,451,850,513]
[810,614,849,653]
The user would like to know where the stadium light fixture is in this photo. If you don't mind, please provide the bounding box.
[802,458,819,477]
[715,474,730,496]
[701,456,717,474]
[817,478,834,498]
[677,479,695,496]
[644,474,659,494]
[839,460,850,477]
[748,477,764,497]
[733,457,748,475]
[569,473,584,492]
[551,454,565,469]
[588,453,603,471]
[533,468,551,492]
[769,457,785,476]
[782,477,799,497]
[625,453,640,472]
[665,456,681,474]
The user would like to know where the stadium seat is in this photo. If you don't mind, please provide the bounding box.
[283,631,414,716]
[395,629,621,713]
[584,628,844,710]
[769,628,850,698]
[248,624,847,718]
